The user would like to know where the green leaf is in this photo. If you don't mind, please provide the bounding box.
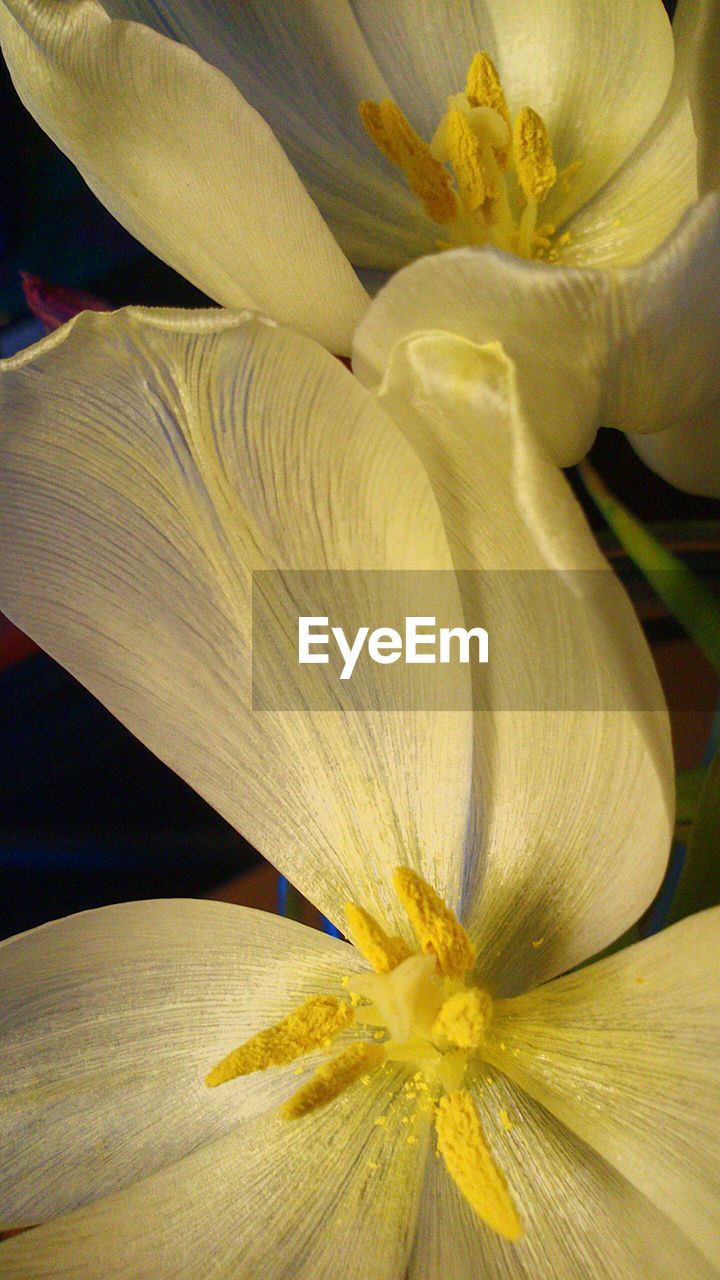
[578,461,720,675]
[668,748,720,923]
[675,767,708,838]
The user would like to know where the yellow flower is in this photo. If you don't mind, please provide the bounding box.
[1,0,719,492]
[0,306,714,1277]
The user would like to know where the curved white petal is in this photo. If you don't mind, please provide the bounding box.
[484,908,720,1267]
[353,195,720,464]
[411,1069,715,1279]
[374,334,673,991]
[0,1064,428,1278]
[628,395,720,498]
[348,0,675,225]
[99,0,437,269]
[0,308,474,937]
[0,0,368,351]
[0,900,364,1226]
[674,0,720,194]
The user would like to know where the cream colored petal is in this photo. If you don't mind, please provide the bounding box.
[353,194,720,461]
[484,908,720,1267]
[674,0,720,194]
[0,308,474,939]
[373,334,673,991]
[353,247,611,465]
[0,0,368,352]
[0,1066,429,1279]
[411,1069,716,1279]
[629,395,720,498]
[99,0,436,269]
[0,900,366,1226]
[349,0,675,225]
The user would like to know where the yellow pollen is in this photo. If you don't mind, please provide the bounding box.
[435,1090,522,1241]
[282,1041,385,1119]
[204,995,353,1087]
[444,110,488,211]
[359,99,458,224]
[393,867,475,978]
[432,986,493,1049]
[465,52,511,133]
[513,106,557,203]
[345,901,412,973]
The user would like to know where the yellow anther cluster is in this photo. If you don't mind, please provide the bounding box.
[432,986,493,1049]
[282,1041,385,1120]
[359,98,458,224]
[204,994,353,1087]
[359,50,573,261]
[512,106,557,203]
[345,901,412,973]
[465,51,510,130]
[445,110,491,211]
[435,1090,522,1241]
[393,867,476,978]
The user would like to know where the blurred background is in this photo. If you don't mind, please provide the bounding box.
[1,0,717,941]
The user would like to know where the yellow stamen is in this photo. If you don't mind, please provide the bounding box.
[345,901,412,973]
[432,987,493,1049]
[465,52,510,132]
[444,110,488,212]
[513,106,557,203]
[393,867,475,978]
[435,1090,522,1241]
[282,1041,385,1119]
[205,995,353,1087]
[359,98,459,224]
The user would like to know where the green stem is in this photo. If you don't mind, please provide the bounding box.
[578,461,720,675]
[668,747,720,923]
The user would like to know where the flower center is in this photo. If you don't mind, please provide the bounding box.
[359,51,579,261]
[205,866,522,1243]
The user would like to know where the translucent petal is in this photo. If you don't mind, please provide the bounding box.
[0,308,474,936]
[673,0,720,194]
[0,900,364,1225]
[99,0,437,268]
[411,1069,715,1279]
[629,394,720,498]
[484,908,720,1267]
[0,0,368,351]
[372,334,673,990]
[0,1066,429,1278]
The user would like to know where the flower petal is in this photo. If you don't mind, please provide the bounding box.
[674,0,720,194]
[484,908,720,1267]
[99,0,436,269]
[628,395,720,497]
[411,1069,715,1279]
[373,334,673,990]
[0,1065,428,1279]
[0,899,365,1226]
[0,0,368,352]
[348,0,675,224]
[353,194,720,464]
[0,308,474,936]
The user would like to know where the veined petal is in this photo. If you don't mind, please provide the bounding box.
[353,194,720,465]
[348,0,675,224]
[373,334,673,991]
[0,0,368,352]
[0,1066,428,1279]
[674,0,720,194]
[0,900,365,1226]
[628,394,720,498]
[0,309,474,937]
[484,908,720,1267]
[412,1069,715,1279]
[99,0,436,269]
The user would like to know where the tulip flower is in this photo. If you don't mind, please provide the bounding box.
[1,0,719,494]
[0,306,715,1277]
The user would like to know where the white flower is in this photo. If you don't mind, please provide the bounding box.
[0,306,714,1278]
[1,0,719,492]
